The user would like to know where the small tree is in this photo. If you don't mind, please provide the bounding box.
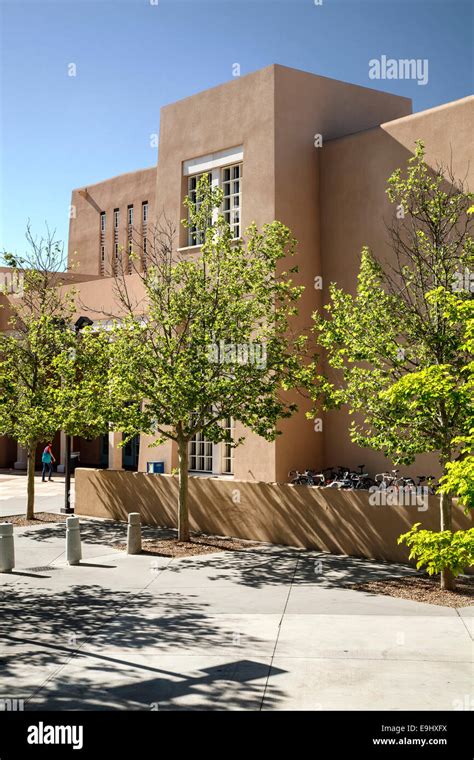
[108,177,307,540]
[311,143,474,590]
[439,297,474,510]
[0,227,77,517]
[52,322,113,462]
[0,227,109,518]
[398,524,474,580]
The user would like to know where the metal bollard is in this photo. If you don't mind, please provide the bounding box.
[0,523,15,573]
[66,516,82,565]
[127,512,142,555]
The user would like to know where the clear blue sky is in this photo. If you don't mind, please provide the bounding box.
[0,0,472,256]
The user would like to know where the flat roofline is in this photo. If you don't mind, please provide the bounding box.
[324,95,473,146]
[72,164,156,194]
[0,266,102,283]
[380,94,473,128]
[161,62,412,112]
[274,63,413,103]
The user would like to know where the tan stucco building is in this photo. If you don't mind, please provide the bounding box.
[2,65,472,482]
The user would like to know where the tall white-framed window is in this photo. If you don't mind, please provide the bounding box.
[100,212,106,233]
[189,430,213,473]
[189,418,234,475]
[222,164,241,239]
[183,146,243,248]
[114,208,120,229]
[222,417,234,474]
[142,201,148,223]
[187,172,211,246]
[114,242,119,259]
[187,167,243,245]
[127,204,134,226]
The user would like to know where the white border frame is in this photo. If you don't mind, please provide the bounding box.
[183,145,244,177]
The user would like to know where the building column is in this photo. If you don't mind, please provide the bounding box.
[108,431,123,471]
[57,431,67,473]
[13,444,27,470]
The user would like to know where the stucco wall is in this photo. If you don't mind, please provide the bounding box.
[319,96,474,478]
[152,64,412,482]
[154,65,279,481]
[53,72,473,486]
[75,468,473,565]
[272,66,411,483]
[68,166,156,277]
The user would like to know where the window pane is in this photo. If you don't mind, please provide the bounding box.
[221,164,241,241]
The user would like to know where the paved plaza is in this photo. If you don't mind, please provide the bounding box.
[0,516,471,711]
[0,472,72,517]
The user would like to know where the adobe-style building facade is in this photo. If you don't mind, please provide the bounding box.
[2,65,472,481]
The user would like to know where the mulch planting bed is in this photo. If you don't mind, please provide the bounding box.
[1,512,68,527]
[114,534,261,558]
[348,574,474,608]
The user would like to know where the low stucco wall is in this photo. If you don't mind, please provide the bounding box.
[75,468,473,565]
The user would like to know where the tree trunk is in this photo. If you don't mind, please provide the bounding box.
[440,489,455,591]
[26,446,36,520]
[177,438,190,542]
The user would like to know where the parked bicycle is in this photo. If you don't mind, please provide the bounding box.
[289,465,433,493]
[288,469,325,486]
[325,465,375,490]
[374,469,400,489]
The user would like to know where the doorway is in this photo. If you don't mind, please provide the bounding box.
[122,434,140,471]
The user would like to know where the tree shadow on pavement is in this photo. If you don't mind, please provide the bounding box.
[26,657,284,710]
[16,519,419,589]
[158,547,419,589]
[0,583,286,710]
[17,519,165,546]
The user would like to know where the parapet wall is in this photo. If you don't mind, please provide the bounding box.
[75,469,473,565]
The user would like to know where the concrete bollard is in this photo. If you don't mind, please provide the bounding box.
[66,516,82,566]
[127,512,142,555]
[0,523,15,573]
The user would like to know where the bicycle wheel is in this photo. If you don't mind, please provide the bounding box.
[355,476,374,490]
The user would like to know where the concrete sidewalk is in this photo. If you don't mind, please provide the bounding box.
[0,519,471,711]
[0,473,73,517]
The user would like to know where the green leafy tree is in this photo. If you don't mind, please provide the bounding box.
[0,227,109,518]
[108,176,307,540]
[311,142,474,590]
[398,523,474,578]
[51,320,113,507]
[439,297,474,509]
[0,228,76,517]
[52,324,113,441]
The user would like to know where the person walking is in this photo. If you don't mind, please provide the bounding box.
[41,443,56,482]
